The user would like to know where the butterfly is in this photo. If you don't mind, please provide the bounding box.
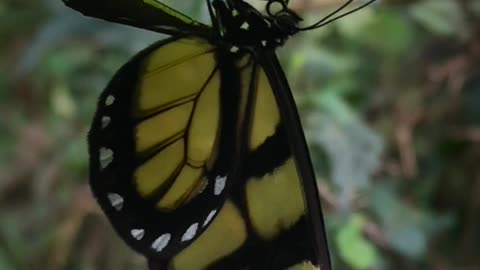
[62,0,375,269]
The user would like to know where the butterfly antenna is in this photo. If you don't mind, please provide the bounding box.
[297,0,377,31]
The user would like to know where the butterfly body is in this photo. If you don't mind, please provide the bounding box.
[64,0,335,269]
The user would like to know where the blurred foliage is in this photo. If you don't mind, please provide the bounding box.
[1,0,480,269]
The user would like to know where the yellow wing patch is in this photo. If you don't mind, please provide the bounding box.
[249,68,280,150]
[138,39,215,115]
[135,139,184,197]
[242,65,306,239]
[171,201,247,270]
[157,165,203,210]
[136,102,193,153]
[132,38,220,208]
[187,71,221,166]
[246,158,306,239]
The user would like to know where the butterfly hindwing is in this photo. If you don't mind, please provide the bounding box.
[62,0,210,35]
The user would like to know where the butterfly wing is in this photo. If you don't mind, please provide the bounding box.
[259,51,332,270]
[88,36,330,269]
[88,37,230,259]
[62,0,210,35]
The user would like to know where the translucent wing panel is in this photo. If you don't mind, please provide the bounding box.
[137,39,216,114]
[158,165,204,209]
[62,0,210,35]
[133,39,220,207]
[135,138,185,196]
[135,103,192,153]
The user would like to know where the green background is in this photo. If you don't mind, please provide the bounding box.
[1,0,479,269]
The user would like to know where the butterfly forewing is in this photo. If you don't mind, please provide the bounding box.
[88,37,232,259]
[260,52,332,270]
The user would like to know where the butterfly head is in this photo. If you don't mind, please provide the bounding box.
[212,0,302,50]
[265,0,302,35]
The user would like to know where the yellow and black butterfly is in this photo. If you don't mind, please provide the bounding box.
[62,0,375,269]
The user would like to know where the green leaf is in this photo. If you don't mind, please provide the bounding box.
[336,215,379,270]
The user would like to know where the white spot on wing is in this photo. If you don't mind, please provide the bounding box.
[214,175,227,195]
[101,116,111,128]
[261,40,267,47]
[181,223,198,242]
[240,22,249,30]
[107,193,124,211]
[105,95,115,106]
[131,229,145,240]
[232,9,239,17]
[99,147,113,169]
[152,233,171,252]
[203,210,217,227]
[230,46,239,53]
